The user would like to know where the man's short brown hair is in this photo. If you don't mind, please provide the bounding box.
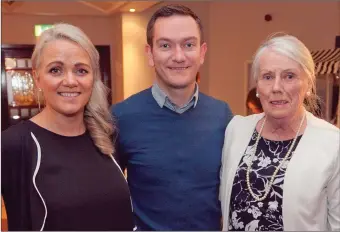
[146,4,204,47]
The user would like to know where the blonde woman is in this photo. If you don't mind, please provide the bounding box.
[1,24,134,231]
[220,35,339,231]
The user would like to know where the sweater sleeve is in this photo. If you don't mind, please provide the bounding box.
[221,101,234,129]
[114,137,128,172]
[111,104,128,171]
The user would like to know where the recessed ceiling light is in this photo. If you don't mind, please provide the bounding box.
[129,8,136,12]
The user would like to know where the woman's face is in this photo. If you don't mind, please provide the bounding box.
[256,49,309,120]
[34,39,94,117]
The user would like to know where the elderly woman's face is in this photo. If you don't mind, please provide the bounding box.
[35,39,94,117]
[256,49,309,120]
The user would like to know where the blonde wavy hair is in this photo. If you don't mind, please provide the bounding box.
[31,23,116,156]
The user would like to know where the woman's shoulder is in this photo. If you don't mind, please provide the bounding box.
[224,113,263,144]
[306,113,339,157]
[307,112,339,137]
[228,113,263,130]
[2,121,33,152]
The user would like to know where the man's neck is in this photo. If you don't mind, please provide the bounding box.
[156,81,196,108]
[31,106,86,136]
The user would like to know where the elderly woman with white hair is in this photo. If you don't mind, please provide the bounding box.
[1,23,134,231]
[220,34,340,231]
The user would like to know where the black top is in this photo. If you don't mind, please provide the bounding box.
[229,129,302,231]
[1,120,134,231]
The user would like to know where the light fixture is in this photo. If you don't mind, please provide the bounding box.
[12,115,20,120]
[129,8,136,12]
[34,24,53,37]
[7,0,15,6]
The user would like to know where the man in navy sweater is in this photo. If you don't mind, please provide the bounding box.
[112,4,233,231]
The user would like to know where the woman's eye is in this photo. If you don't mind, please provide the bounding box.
[77,69,89,75]
[263,75,272,80]
[49,67,61,75]
[286,73,295,79]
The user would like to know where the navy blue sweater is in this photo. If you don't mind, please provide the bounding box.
[112,88,233,231]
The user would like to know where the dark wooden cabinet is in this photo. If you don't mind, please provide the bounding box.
[1,44,112,131]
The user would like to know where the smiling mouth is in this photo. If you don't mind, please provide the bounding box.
[168,67,189,70]
[58,92,81,97]
[270,100,288,105]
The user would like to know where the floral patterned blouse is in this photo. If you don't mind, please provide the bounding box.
[228,129,303,231]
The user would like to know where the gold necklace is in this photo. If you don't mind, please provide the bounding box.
[246,114,306,201]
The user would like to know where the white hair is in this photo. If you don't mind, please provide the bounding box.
[31,23,116,156]
[251,33,319,115]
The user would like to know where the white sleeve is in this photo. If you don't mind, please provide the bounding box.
[327,149,340,231]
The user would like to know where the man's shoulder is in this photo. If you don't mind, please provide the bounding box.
[111,88,152,115]
[199,92,227,105]
[198,92,232,112]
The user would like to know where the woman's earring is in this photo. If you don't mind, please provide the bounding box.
[256,93,259,98]
[38,88,42,111]
[306,91,311,96]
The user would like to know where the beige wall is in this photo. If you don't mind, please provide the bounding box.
[122,13,153,99]
[110,14,124,103]
[120,1,339,114]
[2,13,120,103]
[208,1,340,115]
[3,2,339,112]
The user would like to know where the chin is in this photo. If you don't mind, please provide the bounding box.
[266,110,291,120]
[167,80,195,89]
[63,111,83,117]
[56,106,84,117]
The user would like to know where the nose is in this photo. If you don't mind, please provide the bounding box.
[172,45,185,63]
[272,75,284,93]
[63,71,78,87]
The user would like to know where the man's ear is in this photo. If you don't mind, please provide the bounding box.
[145,44,155,67]
[200,42,208,65]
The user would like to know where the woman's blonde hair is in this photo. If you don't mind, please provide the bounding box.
[31,23,115,156]
[251,33,320,115]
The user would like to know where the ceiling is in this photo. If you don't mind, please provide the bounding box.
[1,1,161,16]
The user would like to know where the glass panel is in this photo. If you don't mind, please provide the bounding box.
[16,59,27,68]
[9,108,19,118]
[27,59,32,68]
[6,70,36,106]
[5,58,16,69]
[21,108,29,117]
[31,108,39,116]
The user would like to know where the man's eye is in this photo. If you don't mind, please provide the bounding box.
[161,44,170,48]
[186,43,194,48]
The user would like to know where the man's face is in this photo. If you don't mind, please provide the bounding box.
[146,15,207,90]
